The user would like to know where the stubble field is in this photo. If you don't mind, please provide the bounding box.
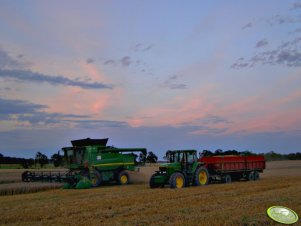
[0,161,300,226]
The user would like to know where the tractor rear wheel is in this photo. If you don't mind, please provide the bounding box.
[170,172,185,189]
[194,167,209,186]
[223,174,232,183]
[90,170,102,187]
[117,171,130,185]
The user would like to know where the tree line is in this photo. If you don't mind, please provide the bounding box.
[201,149,301,161]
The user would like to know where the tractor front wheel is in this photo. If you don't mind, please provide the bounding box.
[194,167,209,186]
[170,172,185,189]
[117,171,130,185]
[149,174,161,188]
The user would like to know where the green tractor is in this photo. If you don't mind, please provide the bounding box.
[149,150,209,189]
[22,138,147,189]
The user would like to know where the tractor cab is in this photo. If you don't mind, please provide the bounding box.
[150,149,208,188]
[165,150,198,167]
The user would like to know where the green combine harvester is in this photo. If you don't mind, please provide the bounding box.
[22,138,147,189]
[149,150,209,188]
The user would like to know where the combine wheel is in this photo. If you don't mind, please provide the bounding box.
[149,174,161,188]
[194,167,209,186]
[253,171,259,181]
[90,170,102,187]
[21,171,32,182]
[117,171,130,185]
[170,172,185,189]
[223,174,232,184]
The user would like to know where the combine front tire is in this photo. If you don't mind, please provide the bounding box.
[194,167,209,186]
[117,171,130,185]
[170,172,185,189]
[90,170,102,187]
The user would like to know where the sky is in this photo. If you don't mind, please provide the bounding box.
[1,0,301,159]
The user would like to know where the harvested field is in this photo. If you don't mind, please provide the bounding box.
[0,161,300,225]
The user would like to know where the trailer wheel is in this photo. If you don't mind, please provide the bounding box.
[253,171,259,180]
[248,171,255,181]
[90,170,102,187]
[149,174,161,188]
[170,172,185,189]
[223,174,232,184]
[194,167,209,186]
[117,171,130,185]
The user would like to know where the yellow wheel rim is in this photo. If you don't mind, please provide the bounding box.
[175,176,184,188]
[120,175,128,184]
[91,178,97,185]
[199,171,207,185]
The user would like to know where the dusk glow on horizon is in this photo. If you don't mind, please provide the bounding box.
[1,1,301,158]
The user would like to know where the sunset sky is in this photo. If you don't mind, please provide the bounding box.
[1,0,301,158]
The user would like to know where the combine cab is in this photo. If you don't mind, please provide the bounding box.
[22,138,147,189]
[149,150,209,188]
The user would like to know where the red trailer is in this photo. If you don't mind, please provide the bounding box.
[199,155,265,183]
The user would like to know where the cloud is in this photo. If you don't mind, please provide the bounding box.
[63,119,128,129]
[241,22,252,30]
[0,97,89,124]
[292,2,301,9]
[104,59,115,66]
[0,69,113,89]
[161,75,187,90]
[0,48,25,69]
[0,98,46,120]
[0,97,127,129]
[86,58,94,64]
[255,39,268,48]
[201,115,231,124]
[231,36,301,68]
[134,43,153,52]
[267,14,301,25]
[120,56,131,67]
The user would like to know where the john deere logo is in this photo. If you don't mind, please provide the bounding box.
[267,206,299,224]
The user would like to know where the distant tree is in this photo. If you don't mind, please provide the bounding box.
[138,152,146,163]
[146,152,158,163]
[214,149,223,155]
[201,150,213,157]
[35,152,49,168]
[22,159,34,169]
[0,153,3,158]
[224,150,239,155]
[51,152,63,167]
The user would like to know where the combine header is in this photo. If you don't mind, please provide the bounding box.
[22,138,147,189]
